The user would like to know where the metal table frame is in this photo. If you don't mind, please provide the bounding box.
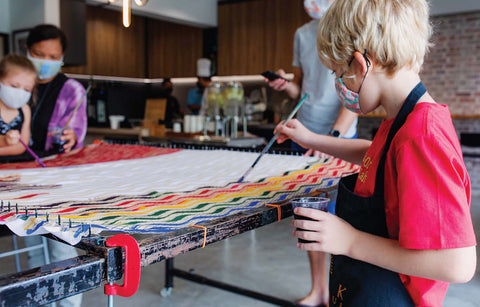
[0,142,337,306]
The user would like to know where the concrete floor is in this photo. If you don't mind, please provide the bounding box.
[1,194,479,307]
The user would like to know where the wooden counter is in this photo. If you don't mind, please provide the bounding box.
[85,127,150,144]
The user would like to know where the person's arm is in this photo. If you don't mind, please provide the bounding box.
[284,66,302,100]
[0,135,7,146]
[0,130,25,155]
[20,104,31,145]
[304,105,358,157]
[187,89,201,113]
[0,105,31,156]
[188,104,201,113]
[58,80,87,152]
[331,105,358,137]
[274,118,370,165]
[172,97,183,116]
[266,67,303,101]
[294,133,477,283]
[292,210,476,283]
[265,67,302,101]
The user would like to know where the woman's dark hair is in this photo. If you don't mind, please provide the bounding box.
[161,78,172,86]
[26,24,68,52]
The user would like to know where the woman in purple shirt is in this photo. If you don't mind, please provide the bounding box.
[23,24,85,307]
[26,24,86,154]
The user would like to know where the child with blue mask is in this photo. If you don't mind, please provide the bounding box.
[0,54,36,156]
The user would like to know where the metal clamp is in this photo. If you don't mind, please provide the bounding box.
[104,234,141,297]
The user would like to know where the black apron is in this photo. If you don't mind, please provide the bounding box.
[329,82,427,306]
[30,73,68,152]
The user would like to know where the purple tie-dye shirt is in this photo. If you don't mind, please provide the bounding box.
[45,78,87,151]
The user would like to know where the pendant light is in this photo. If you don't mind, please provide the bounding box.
[123,0,131,27]
[106,0,149,28]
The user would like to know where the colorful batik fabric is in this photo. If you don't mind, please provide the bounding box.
[0,144,358,245]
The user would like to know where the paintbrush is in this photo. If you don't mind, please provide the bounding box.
[63,84,92,130]
[19,139,46,168]
[237,93,308,183]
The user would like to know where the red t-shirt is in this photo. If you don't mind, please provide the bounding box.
[354,103,476,306]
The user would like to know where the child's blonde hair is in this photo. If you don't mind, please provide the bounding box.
[0,54,37,80]
[317,0,432,76]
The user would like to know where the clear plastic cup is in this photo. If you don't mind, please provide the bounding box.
[48,126,66,153]
[291,197,329,243]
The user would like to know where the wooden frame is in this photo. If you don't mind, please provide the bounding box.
[12,28,30,56]
[0,33,8,59]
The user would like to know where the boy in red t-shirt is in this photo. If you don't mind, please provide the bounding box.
[275,0,477,305]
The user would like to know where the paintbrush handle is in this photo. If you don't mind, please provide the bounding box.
[19,139,46,168]
[63,84,92,130]
[237,93,308,183]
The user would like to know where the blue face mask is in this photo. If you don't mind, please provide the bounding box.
[27,52,63,80]
[335,49,371,114]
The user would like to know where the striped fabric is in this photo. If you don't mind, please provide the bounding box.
[0,144,359,245]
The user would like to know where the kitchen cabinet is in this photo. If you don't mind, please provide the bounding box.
[63,5,203,78]
[217,0,310,75]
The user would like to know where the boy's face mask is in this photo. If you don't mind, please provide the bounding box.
[335,78,363,114]
[27,51,63,80]
[0,82,31,109]
[303,0,333,19]
[335,50,371,114]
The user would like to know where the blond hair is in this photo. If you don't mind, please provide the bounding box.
[0,54,37,79]
[317,0,432,76]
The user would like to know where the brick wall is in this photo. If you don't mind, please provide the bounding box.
[357,11,480,193]
[421,11,480,115]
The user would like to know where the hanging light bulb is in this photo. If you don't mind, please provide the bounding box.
[118,0,148,28]
[134,0,148,6]
[123,0,131,28]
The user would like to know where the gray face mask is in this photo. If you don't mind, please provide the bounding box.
[0,82,31,109]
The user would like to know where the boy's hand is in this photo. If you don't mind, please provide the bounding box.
[292,207,357,256]
[304,148,331,159]
[5,130,20,145]
[274,119,313,148]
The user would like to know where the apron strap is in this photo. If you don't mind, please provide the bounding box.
[374,82,427,196]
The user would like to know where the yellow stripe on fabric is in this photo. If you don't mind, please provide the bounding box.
[24,218,36,230]
[60,163,329,220]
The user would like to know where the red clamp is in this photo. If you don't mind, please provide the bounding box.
[104,234,141,297]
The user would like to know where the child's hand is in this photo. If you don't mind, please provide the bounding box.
[292,207,357,256]
[304,148,331,159]
[274,119,313,147]
[5,130,20,145]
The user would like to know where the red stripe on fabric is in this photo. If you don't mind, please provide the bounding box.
[0,212,15,220]
[12,193,48,199]
[0,144,182,170]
